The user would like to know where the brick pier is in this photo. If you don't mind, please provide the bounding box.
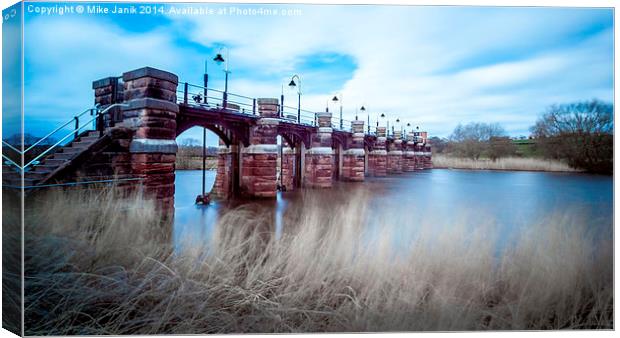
[304,112,334,188]
[368,126,388,177]
[240,98,279,198]
[342,120,365,182]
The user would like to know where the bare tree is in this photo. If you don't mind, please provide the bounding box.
[531,99,613,173]
[448,122,507,159]
[488,136,517,160]
[428,136,448,153]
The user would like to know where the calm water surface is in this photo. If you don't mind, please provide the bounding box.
[173,169,613,251]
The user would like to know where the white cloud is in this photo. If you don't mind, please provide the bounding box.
[22,5,613,142]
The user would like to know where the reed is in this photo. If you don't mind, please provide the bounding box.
[433,154,577,172]
[21,187,612,334]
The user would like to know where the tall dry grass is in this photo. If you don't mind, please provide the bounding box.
[22,187,612,334]
[433,154,577,172]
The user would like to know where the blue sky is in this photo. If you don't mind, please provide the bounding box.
[17,2,614,145]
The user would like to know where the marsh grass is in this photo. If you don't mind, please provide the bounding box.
[22,186,612,335]
[433,154,577,172]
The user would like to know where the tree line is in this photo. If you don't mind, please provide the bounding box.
[431,99,613,174]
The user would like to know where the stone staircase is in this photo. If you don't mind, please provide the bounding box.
[2,131,102,188]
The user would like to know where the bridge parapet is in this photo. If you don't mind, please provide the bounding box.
[93,76,123,129]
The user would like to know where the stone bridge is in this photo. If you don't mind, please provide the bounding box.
[14,66,432,206]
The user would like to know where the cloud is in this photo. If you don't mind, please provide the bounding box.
[20,4,613,143]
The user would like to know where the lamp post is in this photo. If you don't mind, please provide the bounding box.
[393,118,400,137]
[357,105,366,121]
[203,60,209,104]
[288,74,302,123]
[213,46,230,109]
[332,93,343,129]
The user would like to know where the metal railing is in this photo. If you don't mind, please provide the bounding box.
[177,81,391,135]
[280,104,317,126]
[331,116,353,132]
[2,104,128,172]
[178,83,258,116]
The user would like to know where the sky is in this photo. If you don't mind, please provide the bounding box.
[16,2,614,145]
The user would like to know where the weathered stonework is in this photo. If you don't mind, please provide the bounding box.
[122,67,179,209]
[52,66,438,207]
[403,132,417,172]
[414,143,425,170]
[281,143,296,191]
[342,120,365,182]
[92,76,123,129]
[388,130,403,174]
[240,99,279,198]
[213,142,235,199]
[368,126,387,177]
[423,144,433,169]
[304,112,334,188]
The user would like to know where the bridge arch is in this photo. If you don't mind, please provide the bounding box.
[176,119,247,200]
[276,126,310,191]
[176,118,251,148]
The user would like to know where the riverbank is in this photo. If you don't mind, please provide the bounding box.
[19,187,612,334]
[176,157,217,170]
[432,154,577,172]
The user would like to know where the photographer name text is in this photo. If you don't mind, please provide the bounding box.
[26,4,302,17]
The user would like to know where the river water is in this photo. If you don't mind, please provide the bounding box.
[173,169,613,252]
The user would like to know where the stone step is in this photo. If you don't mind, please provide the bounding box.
[51,152,76,160]
[33,164,58,172]
[79,136,99,143]
[42,158,66,167]
[3,177,40,187]
[26,171,51,179]
[62,147,84,154]
[2,165,20,174]
[71,141,93,148]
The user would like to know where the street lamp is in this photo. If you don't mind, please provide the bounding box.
[394,118,400,136]
[379,113,386,135]
[288,74,302,123]
[357,105,366,121]
[332,94,343,129]
[213,46,230,109]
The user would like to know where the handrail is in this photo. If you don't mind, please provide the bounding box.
[23,103,128,170]
[24,107,96,154]
[1,107,96,157]
[179,80,389,135]
[1,140,21,154]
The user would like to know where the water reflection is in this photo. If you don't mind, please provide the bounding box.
[173,169,613,253]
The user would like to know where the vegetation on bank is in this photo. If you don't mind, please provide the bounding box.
[430,99,613,174]
[14,187,612,335]
[176,139,218,170]
[176,156,217,170]
[432,154,576,172]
